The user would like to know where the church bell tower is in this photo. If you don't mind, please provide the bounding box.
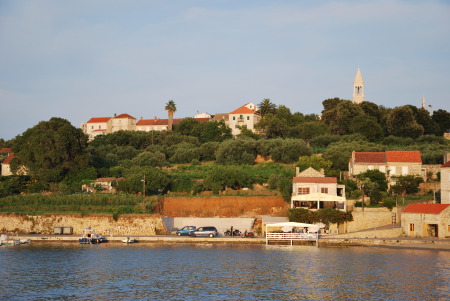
[353,68,365,104]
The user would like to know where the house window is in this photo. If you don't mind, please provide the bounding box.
[448,225,450,232]
[233,116,236,120]
[321,188,328,194]
[410,224,415,231]
[91,126,94,129]
[402,166,408,175]
[298,187,310,195]
[247,116,250,120]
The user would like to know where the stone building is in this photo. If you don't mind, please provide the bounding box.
[441,160,450,204]
[401,203,450,238]
[353,67,365,104]
[348,150,423,185]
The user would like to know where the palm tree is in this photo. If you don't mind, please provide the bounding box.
[257,98,277,117]
[165,100,177,131]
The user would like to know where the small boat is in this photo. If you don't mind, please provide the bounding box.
[0,234,21,246]
[122,237,138,244]
[79,228,107,244]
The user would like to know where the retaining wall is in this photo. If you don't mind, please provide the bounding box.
[0,214,165,236]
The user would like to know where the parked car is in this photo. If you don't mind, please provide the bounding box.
[176,226,197,236]
[189,226,219,238]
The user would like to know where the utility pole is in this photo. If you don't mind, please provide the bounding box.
[142,175,146,202]
[361,184,365,212]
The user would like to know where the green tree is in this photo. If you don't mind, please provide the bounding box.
[289,122,330,140]
[390,175,424,196]
[349,115,384,142]
[386,106,424,138]
[296,155,332,172]
[174,118,199,136]
[432,109,450,135]
[414,108,439,135]
[323,141,385,171]
[117,167,169,194]
[165,100,177,131]
[257,98,277,117]
[11,117,89,183]
[215,138,257,165]
[191,120,232,143]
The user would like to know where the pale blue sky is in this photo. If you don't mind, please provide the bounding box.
[1,0,449,140]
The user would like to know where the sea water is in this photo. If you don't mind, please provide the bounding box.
[1,243,449,300]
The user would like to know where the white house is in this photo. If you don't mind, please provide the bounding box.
[228,103,260,136]
[291,167,346,211]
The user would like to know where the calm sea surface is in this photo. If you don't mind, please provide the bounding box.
[1,243,449,300]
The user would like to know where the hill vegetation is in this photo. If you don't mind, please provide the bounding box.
[0,98,449,214]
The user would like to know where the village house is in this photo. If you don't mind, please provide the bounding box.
[0,148,14,176]
[81,117,112,141]
[291,167,347,211]
[348,150,424,185]
[228,103,260,136]
[0,148,27,176]
[401,203,450,238]
[441,160,450,204]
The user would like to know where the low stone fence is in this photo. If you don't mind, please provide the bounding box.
[0,214,165,236]
[327,227,403,239]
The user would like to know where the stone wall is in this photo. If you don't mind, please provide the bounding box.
[0,214,165,235]
[344,207,398,233]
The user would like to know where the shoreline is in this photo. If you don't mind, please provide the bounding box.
[7,234,450,251]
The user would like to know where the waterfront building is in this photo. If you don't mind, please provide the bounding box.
[401,203,450,238]
[291,167,347,211]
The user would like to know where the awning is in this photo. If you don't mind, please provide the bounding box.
[291,192,346,202]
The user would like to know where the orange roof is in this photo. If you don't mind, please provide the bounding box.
[114,113,136,119]
[0,148,12,153]
[137,118,210,126]
[87,117,111,123]
[386,151,422,163]
[403,204,450,214]
[229,104,258,115]
[293,177,337,184]
[2,153,14,165]
[354,152,386,163]
[442,161,450,168]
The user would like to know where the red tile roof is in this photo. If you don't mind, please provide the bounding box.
[293,177,337,184]
[114,113,136,119]
[0,148,12,153]
[87,117,111,123]
[442,161,450,168]
[2,153,14,165]
[403,204,450,214]
[386,151,422,163]
[229,104,259,115]
[137,118,210,126]
[354,152,386,163]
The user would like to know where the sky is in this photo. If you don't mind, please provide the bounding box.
[1,0,449,140]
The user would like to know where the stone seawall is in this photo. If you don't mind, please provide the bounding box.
[0,214,165,236]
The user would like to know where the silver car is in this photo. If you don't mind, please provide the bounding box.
[189,226,219,238]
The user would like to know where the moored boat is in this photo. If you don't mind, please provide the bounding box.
[122,237,138,243]
[79,228,106,244]
[0,234,21,246]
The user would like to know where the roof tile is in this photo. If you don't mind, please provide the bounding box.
[385,151,422,163]
[402,204,450,214]
[293,177,337,184]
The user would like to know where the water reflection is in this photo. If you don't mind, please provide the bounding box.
[1,244,450,300]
